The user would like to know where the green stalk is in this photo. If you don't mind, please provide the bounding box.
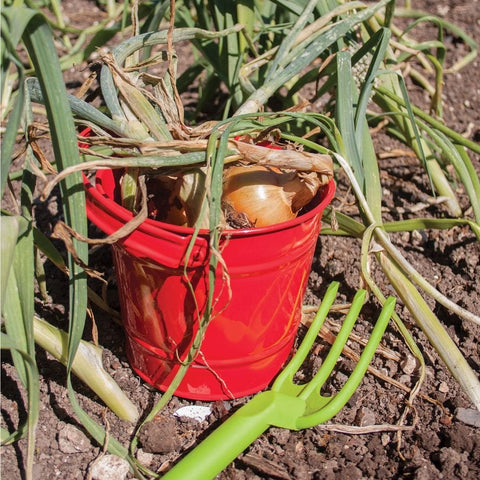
[47,0,72,49]
[378,252,480,410]
[33,317,139,422]
[0,215,19,306]
[383,218,480,242]
[235,0,392,115]
[211,0,243,112]
[373,77,462,217]
[334,152,480,408]
[26,78,125,136]
[1,216,39,480]
[375,85,480,155]
[0,334,39,480]
[421,126,480,222]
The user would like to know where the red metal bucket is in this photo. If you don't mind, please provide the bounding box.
[84,169,335,400]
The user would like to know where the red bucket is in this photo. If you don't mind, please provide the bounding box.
[85,169,335,400]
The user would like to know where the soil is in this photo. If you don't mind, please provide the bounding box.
[2,0,480,479]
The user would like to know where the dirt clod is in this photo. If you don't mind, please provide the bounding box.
[138,416,181,454]
[1,0,479,479]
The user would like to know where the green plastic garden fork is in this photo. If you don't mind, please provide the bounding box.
[162,282,396,480]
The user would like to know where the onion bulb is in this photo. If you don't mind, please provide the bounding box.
[146,176,188,226]
[222,166,322,227]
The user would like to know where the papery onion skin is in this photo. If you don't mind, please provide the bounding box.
[222,166,321,227]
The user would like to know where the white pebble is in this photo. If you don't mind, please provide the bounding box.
[174,405,212,422]
[89,455,130,480]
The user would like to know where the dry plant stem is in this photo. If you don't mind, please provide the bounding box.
[316,424,414,435]
[102,52,171,141]
[51,176,149,247]
[323,319,401,362]
[100,25,244,125]
[40,140,333,200]
[232,140,333,176]
[167,0,184,125]
[303,304,353,315]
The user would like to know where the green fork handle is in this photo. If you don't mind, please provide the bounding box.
[161,390,305,480]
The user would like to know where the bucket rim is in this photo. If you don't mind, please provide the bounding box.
[83,169,335,237]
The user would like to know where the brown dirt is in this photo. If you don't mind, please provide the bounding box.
[2,0,479,479]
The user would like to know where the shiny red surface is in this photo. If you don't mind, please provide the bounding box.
[84,169,335,400]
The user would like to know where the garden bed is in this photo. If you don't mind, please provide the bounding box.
[1,0,479,478]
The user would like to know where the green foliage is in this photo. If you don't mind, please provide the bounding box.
[2,1,480,478]
[1,2,141,477]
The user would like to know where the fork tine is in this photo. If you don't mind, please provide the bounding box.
[299,289,367,400]
[272,281,339,392]
[297,296,396,428]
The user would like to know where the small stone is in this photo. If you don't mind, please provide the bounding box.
[354,406,376,426]
[47,197,59,217]
[58,424,91,454]
[136,448,154,467]
[455,408,480,428]
[335,371,349,388]
[174,405,211,422]
[437,5,450,16]
[90,455,130,480]
[438,381,449,393]
[400,354,417,375]
[411,230,424,244]
[295,440,304,453]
